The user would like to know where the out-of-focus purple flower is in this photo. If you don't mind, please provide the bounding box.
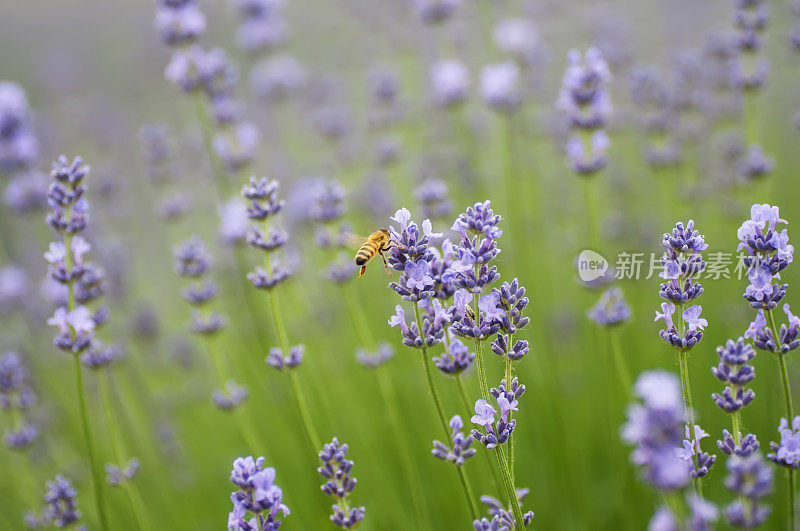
[565,131,609,175]
[44,475,81,528]
[251,54,306,101]
[368,68,400,105]
[4,170,48,214]
[218,197,250,245]
[309,179,345,223]
[212,380,249,411]
[649,494,719,531]
[0,81,39,172]
[557,48,612,131]
[318,438,366,528]
[213,121,260,172]
[622,371,691,491]
[415,179,452,220]
[480,62,520,113]
[165,46,239,97]
[412,0,460,24]
[265,345,304,371]
[588,286,631,326]
[430,60,470,108]
[355,342,394,368]
[723,454,772,528]
[767,416,800,468]
[154,0,206,46]
[0,265,27,314]
[738,144,774,180]
[493,19,538,62]
[432,415,476,466]
[106,458,139,487]
[236,16,288,53]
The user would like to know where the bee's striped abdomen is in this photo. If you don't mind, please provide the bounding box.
[355,241,377,265]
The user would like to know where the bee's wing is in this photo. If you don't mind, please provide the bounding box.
[340,231,369,250]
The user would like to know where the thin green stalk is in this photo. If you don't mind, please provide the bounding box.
[97,371,150,530]
[494,448,526,529]
[193,92,230,197]
[73,354,109,530]
[608,328,632,400]
[472,263,491,404]
[731,410,753,522]
[767,309,796,530]
[262,216,320,451]
[505,333,516,487]
[583,174,599,249]
[65,212,109,531]
[675,303,702,498]
[344,285,428,523]
[413,304,479,520]
[203,336,263,454]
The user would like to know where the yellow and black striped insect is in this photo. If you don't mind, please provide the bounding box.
[354,228,398,278]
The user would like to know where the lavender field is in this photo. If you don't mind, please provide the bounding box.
[2,0,800,529]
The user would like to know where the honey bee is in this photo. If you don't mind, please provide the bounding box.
[354,228,398,278]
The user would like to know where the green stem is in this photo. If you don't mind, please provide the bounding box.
[345,284,429,523]
[193,91,230,197]
[413,304,478,520]
[767,309,796,530]
[505,333,516,487]
[97,372,150,531]
[494,448,527,529]
[288,370,321,451]
[731,410,753,523]
[74,354,109,530]
[608,328,632,399]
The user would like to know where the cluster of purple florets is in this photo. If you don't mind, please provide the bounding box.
[317,438,366,529]
[228,456,290,530]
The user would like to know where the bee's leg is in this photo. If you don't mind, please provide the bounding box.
[358,265,367,278]
[378,250,392,277]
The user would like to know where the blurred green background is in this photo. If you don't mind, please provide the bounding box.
[1,0,800,529]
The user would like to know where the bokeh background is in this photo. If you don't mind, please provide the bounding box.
[1,0,800,529]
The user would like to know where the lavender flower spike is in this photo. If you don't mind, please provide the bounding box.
[228,455,290,530]
[432,415,476,466]
[767,416,800,469]
[318,437,366,529]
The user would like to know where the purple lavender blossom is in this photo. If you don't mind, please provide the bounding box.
[432,415,476,465]
[105,458,139,487]
[318,438,366,529]
[218,198,250,245]
[738,144,774,180]
[415,179,452,220]
[265,345,304,371]
[154,0,206,46]
[557,48,611,130]
[0,265,27,314]
[587,286,631,327]
[251,54,307,101]
[309,179,345,223]
[242,178,292,291]
[717,429,760,457]
[355,343,394,368]
[470,378,522,448]
[473,488,534,530]
[44,475,81,528]
[675,425,717,479]
[493,19,538,63]
[387,208,441,302]
[213,121,260,172]
[433,336,474,375]
[228,455,290,530]
[767,416,800,468]
[174,237,227,336]
[430,60,470,108]
[212,381,249,411]
[412,0,460,25]
[723,454,772,528]
[0,82,39,172]
[621,371,691,490]
[711,338,756,413]
[648,494,719,531]
[480,63,520,113]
